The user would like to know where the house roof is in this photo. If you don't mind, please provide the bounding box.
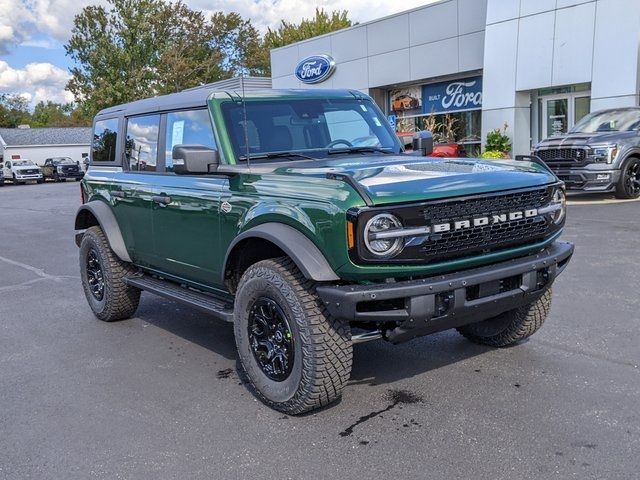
[0,127,92,147]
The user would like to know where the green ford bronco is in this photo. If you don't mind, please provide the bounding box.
[75,88,574,414]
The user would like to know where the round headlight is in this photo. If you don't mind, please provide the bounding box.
[551,188,566,224]
[364,213,404,257]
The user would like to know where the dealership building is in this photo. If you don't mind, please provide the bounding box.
[270,0,640,155]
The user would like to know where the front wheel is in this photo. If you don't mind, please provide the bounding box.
[79,226,140,321]
[457,289,552,347]
[234,257,352,415]
[615,157,640,199]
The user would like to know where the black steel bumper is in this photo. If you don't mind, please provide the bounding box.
[552,168,620,191]
[60,172,85,179]
[317,241,574,344]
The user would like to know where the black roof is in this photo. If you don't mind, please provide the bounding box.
[0,127,92,147]
[96,87,363,119]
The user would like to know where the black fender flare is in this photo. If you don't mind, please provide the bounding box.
[74,200,132,263]
[224,223,340,282]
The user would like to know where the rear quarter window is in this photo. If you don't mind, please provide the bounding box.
[92,118,119,162]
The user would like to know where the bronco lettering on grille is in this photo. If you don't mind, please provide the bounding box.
[431,208,538,233]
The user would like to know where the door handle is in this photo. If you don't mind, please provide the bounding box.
[111,191,126,198]
[152,195,172,205]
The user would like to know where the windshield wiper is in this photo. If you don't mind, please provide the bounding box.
[239,151,316,161]
[327,146,394,155]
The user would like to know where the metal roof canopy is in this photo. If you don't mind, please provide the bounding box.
[96,76,273,118]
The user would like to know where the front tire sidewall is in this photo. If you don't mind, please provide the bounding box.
[234,271,305,404]
[616,158,640,199]
[79,232,109,316]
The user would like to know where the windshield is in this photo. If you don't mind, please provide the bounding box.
[12,160,34,166]
[571,109,640,133]
[221,98,401,161]
[52,157,74,165]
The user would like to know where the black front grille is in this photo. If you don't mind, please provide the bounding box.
[25,169,40,175]
[419,188,551,224]
[354,186,560,265]
[62,166,78,173]
[536,148,587,164]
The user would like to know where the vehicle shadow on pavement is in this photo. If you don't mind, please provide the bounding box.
[348,331,493,387]
[135,299,238,361]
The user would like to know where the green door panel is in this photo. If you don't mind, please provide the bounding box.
[108,172,155,266]
[151,174,226,287]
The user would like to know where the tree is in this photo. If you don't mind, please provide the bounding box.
[65,0,263,117]
[0,94,31,128]
[254,8,353,75]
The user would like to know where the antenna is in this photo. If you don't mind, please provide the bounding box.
[240,66,251,171]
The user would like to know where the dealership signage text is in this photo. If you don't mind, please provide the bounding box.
[422,76,483,114]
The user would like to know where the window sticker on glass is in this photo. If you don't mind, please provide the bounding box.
[172,120,185,147]
[372,117,381,126]
[360,104,368,112]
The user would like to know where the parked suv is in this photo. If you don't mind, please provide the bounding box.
[1,159,43,184]
[41,157,84,182]
[75,88,574,414]
[534,107,640,198]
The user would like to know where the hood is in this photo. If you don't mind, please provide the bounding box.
[12,165,40,172]
[275,156,557,206]
[535,131,638,148]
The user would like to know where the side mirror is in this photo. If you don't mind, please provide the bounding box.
[172,145,219,175]
[412,131,433,156]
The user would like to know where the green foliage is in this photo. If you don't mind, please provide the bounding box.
[249,8,353,76]
[481,150,507,159]
[485,123,512,154]
[61,2,352,119]
[0,95,90,128]
[31,101,89,127]
[0,94,31,128]
[65,0,262,118]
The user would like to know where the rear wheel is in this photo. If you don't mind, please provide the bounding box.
[234,257,352,415]
[615,157,640,199]
[456,290,552,347]
[79,226,140,321]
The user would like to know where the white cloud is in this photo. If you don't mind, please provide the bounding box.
[1,0,440,107]
[3,0,436,49]
[0,61,74,104]
[189,0,438,33]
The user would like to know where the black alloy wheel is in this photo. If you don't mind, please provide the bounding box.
[86,248,105,301]
[623,160,640,197]
[247,297,295,382]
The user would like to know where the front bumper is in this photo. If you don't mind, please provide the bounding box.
[317,241,574,344]
[58,171,84,179]
[14,174,43,181]
[551,168,620,192]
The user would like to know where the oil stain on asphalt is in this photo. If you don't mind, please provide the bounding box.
[339,389,423,438]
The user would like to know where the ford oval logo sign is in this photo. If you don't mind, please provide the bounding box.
[294,55,336,84]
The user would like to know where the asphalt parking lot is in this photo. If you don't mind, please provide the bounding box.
[1,181,639,480]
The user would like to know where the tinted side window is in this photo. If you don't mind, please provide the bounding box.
[125,114,160,172]
[92,118,119,162]
[165,109,216,172]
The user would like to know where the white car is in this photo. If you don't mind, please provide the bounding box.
[1,159,43,185]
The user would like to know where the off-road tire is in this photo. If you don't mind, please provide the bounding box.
[37,179,44,184]
[79,226,140,322]
[456,289,552,347]
[13,175,23,185]
[234,257,352,415]
[615,157,640,199]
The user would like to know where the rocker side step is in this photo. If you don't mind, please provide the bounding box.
[125,275,234,322]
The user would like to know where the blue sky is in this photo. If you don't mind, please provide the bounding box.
[1,0,434,108]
